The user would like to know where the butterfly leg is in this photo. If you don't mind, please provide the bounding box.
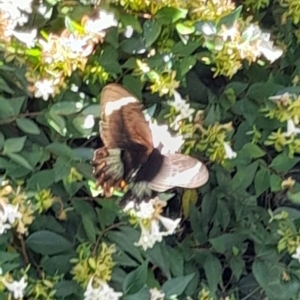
[92,147,125,196]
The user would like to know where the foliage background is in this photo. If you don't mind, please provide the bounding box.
[0,0,300,299]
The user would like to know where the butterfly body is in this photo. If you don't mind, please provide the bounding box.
[92,83,209,204]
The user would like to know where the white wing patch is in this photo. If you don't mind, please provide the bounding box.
[105,97,137,116]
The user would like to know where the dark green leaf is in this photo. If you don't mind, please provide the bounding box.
[3,136,26,154]
[26,230,73,255]
[123,261,148,294]
[203,254,222,293]
[16,118,40,135]
[270,153,300,173]
[143,20,162,48]
[162,273,195,298]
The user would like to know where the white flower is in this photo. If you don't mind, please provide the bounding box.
[84,277,123,300]
[11,29,37,47]
[0,221,11,234]
[223,142,237,160]
[4,204,21,224]
[130,198,181,251]
[283,119,300,137]
[268,92,290,103]
[84,10,117,35]
[34,79,55,100]
[148,121,184,154]
[292,246,300,263]
[149,288,165,300]
[3,276,27,299]
[168,91,195,130]
[70,84,79,92]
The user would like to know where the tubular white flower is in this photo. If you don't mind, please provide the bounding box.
[84,277,123,300]
[292,246,300,263]
[3,276,27,300]
[223,142,237,160]
[4,204,22,224]
[148,121,184,155]
[149,288,165,300]
[84,10,117,35]
[11,29,37,47]
[129,198,181,251]
[283,119,300,137]
[168,91,195,130]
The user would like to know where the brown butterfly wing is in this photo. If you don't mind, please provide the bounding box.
[93,84,154,196]
[100,83,153,154]
[147,153,209,192]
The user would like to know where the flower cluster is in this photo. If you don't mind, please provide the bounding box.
[263,93,300,157]
[243,0,270,11]
[200,21,283,78]
[280,0,300,25]
[116,0,186,14]
[0,185,22,234]
[25,9,117,101]
[168,91,195,131]
[124,197,181,251]
[189,0,235,21]
[195,122,236,163]
[0,0,33,44]
[71,242,116,287]
[1,276,28,300]
[84,277,122,300]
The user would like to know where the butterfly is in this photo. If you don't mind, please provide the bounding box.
[92,83,209,205]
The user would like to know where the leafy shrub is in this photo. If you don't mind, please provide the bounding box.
[0,0,300,299]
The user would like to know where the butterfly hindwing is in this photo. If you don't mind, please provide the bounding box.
[148,153,209,192]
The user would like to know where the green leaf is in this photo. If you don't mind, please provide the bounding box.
[6,153,33,170]
[27,170,55,190]
[229,255,245,280]
[210,233,245,254]
[287,191,300,205]
[26,230,73,255]
[46,142,79,160]
[216,199,230,230]
[146,242,171,279]
[176,23,195,35]
[246,82,283,99]
[54,280,80,298]
[143,20,162,48]
[0,97,15,119]
[64,16,83,34]
[10,96,26,115]
[172,41,200,55]
[46,111,67,136]
[217,6,242,29]
[50,102,82,116]
[156,7,188,24]
[107,227,143,263]
[3,136,26,154]
[230,162,258,190]
[123,261,148,294]
[16,118,40,135]
[254,168,271,196]
[162,273,195,298]
[123,75,143,100]
[203,254,222,293]
[270,153,300,173]
[253,259,300,300]
[270,174,282,192]
[82,215,97,243]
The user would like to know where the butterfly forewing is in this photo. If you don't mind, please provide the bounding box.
[100,83,153,153]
